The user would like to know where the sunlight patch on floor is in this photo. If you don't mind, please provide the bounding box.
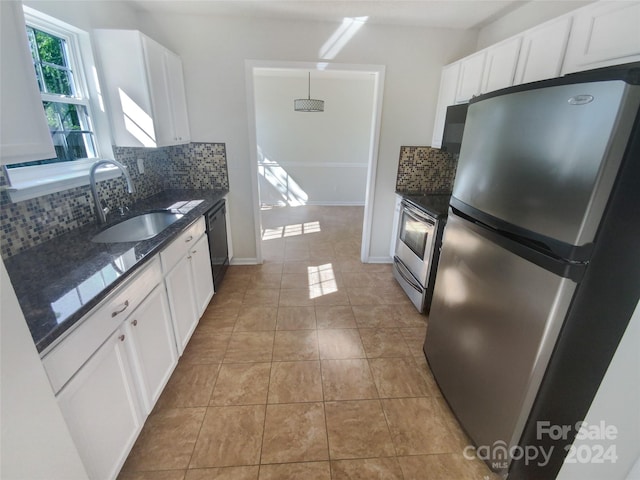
[308,263,338,299]
[262,221,321,240]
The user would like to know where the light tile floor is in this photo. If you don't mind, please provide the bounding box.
[119,206,499,480]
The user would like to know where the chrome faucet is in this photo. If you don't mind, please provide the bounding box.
[89,159,136,224]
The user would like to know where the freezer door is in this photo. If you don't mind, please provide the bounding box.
[424,213,576,472]
[453,80,640,249]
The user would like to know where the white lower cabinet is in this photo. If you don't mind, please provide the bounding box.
[191,233,215,317]
[125,284,178,414]
[43,215,215,479]
[164,253,199,354]
[57,327,143,480]
[161,217,214,354]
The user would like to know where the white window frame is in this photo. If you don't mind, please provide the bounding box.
[6,6,117,203]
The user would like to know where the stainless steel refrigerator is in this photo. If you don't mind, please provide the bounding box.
[424,63,640,478]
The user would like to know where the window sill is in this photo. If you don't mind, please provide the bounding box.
[4,159,122,203]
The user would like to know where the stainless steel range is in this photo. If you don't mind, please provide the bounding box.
[393,194,449,313]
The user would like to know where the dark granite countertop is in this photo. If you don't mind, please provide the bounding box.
[396,191,451,219]
[4,189,227,355]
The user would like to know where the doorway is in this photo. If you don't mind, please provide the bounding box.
[245,61,385,264]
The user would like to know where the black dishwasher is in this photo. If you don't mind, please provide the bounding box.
[205,199,229,291]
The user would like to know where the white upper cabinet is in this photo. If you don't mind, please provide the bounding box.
[430,1,638,149]
[562,1,640,74]
[482,36,522,93]
[514,16,573,85]
[0,2,55,165]
[455,51,487,103]
[164,50,191,144]
[431,62,461,148]
[93,29,190,148]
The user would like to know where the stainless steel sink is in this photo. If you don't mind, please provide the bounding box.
[92,211,182,243]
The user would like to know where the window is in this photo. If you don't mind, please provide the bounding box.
[9,21,97,168]
[5,7,116,202]
[27,25,97,163]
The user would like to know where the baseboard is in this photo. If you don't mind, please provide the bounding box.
[261,201,365,207]
[365,256,393,264]
[229,257,260,265]
[305,201,366,206]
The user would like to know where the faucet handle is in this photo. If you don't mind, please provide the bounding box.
[100,199,110,215]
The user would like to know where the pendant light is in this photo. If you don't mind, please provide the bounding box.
[294,72,324,112]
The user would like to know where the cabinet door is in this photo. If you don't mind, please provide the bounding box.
[455,51,486,103]
[57,328,142,480]
[165,50,190,144]
[514,16,572,85]
[142,35,174,147]
[481,37,522,94]
[125,285,178,414]
[165,255,198,354]
[562,1,640,74]
[431,62,461,148]
[190,234,214,317]
[0,1,55,164]
[94,30,157,148]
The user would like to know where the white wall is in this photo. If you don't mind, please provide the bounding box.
[556,300,640,480]
[0,260,89,480]
[137,12,478,261]
[476,0,593,49]
[23,0,140,31]
[254,71,374,206]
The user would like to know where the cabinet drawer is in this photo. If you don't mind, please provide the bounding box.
[160,216,206,272]
[42,257,162,394]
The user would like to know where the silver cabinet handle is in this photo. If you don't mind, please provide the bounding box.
[118,334,125,342]
[131,319,138,327]
[112,300,129,317]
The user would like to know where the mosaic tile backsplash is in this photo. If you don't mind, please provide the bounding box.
[395,146,457,194]
[0,142,228,259]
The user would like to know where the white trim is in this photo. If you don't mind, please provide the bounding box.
[230,257,260,266]
[361,66,385,264]
[261,201,365,207]
[244,62,264,265]
[258,162,368,168]
[5,160,122,202]
[245,60,386,266]
[365,256,393,264]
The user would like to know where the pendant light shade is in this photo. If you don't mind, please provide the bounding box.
[294,72,324,112]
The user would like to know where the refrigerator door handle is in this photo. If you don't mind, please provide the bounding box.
[451,208,587,283]
[393,256,424,293]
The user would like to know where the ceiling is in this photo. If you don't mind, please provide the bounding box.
[129,0,530,30]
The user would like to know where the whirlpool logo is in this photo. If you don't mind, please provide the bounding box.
[568,94,594,105]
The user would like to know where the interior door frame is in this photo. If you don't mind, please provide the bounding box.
[245,60,386,263]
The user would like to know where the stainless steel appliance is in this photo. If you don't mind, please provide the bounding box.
[440,103,468,155]
[393,195,448,313]
[205,199,229,291]
[424,63,640,478]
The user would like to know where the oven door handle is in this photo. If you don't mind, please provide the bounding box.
[393,256,424,293]
[401,201,436,227]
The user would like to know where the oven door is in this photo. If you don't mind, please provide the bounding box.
[394,201,436,285]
